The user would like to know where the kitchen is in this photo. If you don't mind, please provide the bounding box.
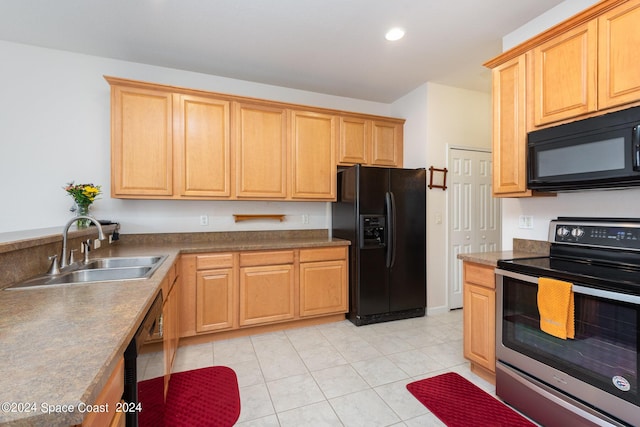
[2,0,640,426]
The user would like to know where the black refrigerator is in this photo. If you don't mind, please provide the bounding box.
[332,165,426,326]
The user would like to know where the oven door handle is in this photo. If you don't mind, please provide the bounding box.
[573,285,640,305]
[496,268,640,305]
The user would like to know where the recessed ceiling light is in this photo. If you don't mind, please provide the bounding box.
[385,28,405,41]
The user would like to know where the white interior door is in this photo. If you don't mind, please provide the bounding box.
[448,148,501,309]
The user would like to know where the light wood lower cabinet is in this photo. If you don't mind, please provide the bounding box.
[299,247,348,317]
[239,251,295,326]
[163,263,180,395]
[179,246,348,339]
[195,252,237,333]
[462,261,496,384]
[80,358,124,427]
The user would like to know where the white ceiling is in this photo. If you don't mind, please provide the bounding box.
[0,0,565,103]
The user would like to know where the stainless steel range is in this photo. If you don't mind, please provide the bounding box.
[495,218,640,427]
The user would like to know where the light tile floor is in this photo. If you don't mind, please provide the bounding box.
[138,310,505,426]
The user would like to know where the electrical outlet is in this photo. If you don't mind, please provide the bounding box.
[518,215,533,229]
[94,239,101,250]
[199,215,209,226]
[302,214,309,224]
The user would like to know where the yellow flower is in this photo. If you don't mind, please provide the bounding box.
[64,182,102,206]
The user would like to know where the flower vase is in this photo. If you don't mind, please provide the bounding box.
[75,203,92,228]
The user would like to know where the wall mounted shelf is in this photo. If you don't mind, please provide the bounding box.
[233,214,286,223]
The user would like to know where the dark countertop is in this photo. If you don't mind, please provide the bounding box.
[0,232,349,426]
[456,238,550,267]
[457,250,530,267]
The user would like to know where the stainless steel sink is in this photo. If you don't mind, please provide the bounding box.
[84,256,164,269]
[7,255,167,290]
[52,266,153,283]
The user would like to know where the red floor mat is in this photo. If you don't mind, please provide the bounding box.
[407,372,535,427]
[139,366,240,427]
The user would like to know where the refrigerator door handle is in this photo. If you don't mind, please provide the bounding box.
[385,191,397,268]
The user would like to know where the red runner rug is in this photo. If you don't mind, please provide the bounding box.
[406,372,536,427]
[139,366,240,427]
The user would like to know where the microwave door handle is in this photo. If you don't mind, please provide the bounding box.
[634,125,640,171]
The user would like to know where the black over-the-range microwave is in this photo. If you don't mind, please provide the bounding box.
[527,105,640,191]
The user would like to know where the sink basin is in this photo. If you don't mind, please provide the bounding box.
[6,255,167,290]
[50,266,153,284]
[84,256,164,269]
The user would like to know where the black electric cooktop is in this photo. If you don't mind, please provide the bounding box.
[498,256,640,296]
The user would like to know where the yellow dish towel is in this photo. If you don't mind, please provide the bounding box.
[537,277,575,339]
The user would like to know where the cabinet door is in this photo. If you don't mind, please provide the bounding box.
[290,110,336,200]
[598,0,640,110]
[371,120,403,167]
[239,264,295,326]
[175,94,231,198]
[533,21,597,126]
[299,259,347,317]
[163,277,179,396]
[338,116,369,165]
[492,55,531,197]
[111,85,173,197]
[196,268,236,332]
[463,282,496,374]
[235,103,288,198]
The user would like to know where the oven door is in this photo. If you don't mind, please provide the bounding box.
[496,269,640,426]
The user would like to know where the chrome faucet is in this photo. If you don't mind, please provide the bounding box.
[60,216,106,269]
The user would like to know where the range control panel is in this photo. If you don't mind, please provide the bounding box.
[550,219,640,250]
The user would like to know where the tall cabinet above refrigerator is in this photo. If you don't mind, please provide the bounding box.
[332,165,426,326]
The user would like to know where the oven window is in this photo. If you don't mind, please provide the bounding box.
[502,276,639,405]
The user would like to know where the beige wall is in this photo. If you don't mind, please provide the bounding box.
[0,40,392,234]
[393,82,491,314]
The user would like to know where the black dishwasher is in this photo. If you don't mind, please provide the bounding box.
[123,291,163,427]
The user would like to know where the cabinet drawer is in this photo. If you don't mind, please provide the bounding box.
[299,246,347,263]
[196,253,234,270]
[240,250,294,267]
[463,262,495,289]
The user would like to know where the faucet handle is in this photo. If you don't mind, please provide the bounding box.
[47,255,60,275]
[68,249,78,265]
[82,239,92,263]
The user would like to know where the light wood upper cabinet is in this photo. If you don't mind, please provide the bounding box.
[290,110,337,200]
[235,102,288,198]
[371,120,403,167]
[492,55,531,197]
[107,76,403,201]
[598,0,640,110]
[338,116,369,165]
[337,118,404,167]
[175,94,231,198]
[110,85,173,197]
[532,20,598,126]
